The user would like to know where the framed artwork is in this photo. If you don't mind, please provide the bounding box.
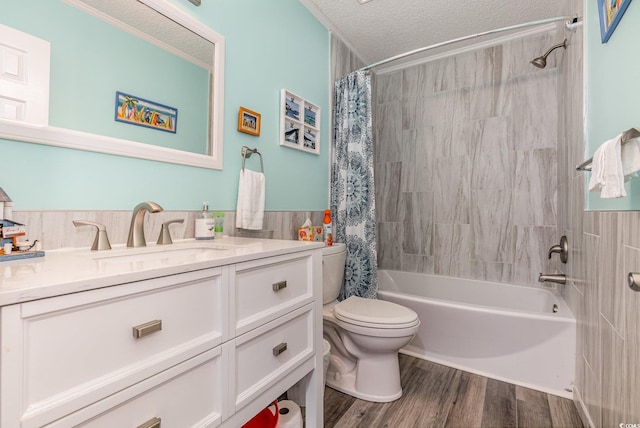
[115,91,177,133]
[280,89,320,155]
[598,0,633,43]
[237,106,261,136]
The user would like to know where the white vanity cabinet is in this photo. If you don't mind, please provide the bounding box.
[0,243,323,428]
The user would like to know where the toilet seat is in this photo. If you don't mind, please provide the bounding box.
[334,296,419,329]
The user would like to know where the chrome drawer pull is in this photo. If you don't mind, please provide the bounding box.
[273,342,288,356]
[132,320,162,339]
[272,280,287,292]
[137,417,161,428]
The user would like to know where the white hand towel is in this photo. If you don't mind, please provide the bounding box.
[236,169,265,230]
[622,137,640,181]
[588,134,626,198]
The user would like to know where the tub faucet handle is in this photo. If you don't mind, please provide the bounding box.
[156,219,184,245]
[73,220,112,251]
[548,236,568,263]
[628,273,640,292]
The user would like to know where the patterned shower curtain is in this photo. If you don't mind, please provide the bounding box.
[331,70,377,300]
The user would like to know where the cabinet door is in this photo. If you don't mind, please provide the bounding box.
[1,268,227,428]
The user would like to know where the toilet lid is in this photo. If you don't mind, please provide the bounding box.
[334,296,418,328]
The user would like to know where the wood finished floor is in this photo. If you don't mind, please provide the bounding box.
[323,354,584,428]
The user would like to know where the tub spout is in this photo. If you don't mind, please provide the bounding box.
[538,273,566,285]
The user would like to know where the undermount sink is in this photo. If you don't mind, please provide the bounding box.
[93,246,229,264]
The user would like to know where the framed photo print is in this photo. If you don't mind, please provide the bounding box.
[238,106,261,136]
[284,121,300,145]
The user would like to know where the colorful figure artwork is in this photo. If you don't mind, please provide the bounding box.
[115,91,177,133]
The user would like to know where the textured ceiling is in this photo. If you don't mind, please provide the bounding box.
[70,0,214,67]
[301,0,568,68]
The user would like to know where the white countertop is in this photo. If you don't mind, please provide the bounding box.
[0,237,324,307]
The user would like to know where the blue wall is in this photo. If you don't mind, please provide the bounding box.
[1,0,330,211]
[586,0,640,210]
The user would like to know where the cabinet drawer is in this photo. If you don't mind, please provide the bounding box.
[234,305,314,410]
[45,347,225,428]
[234,253,312,334]
[3,269,225,428]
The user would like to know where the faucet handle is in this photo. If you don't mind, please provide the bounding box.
[73,220,112,251]
[548,235,568,263]
[156,219,184,245]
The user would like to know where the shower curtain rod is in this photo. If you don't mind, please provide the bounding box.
[358,15,572,72]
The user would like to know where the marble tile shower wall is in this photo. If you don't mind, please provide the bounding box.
[556,0,640,425]
[331,34,366,82]
[374,30,562,286]
[11,210,324,250]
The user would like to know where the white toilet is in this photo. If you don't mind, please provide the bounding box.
[322,243,420,402]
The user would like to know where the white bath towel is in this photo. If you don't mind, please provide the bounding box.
[588,134,626,198]
[236,169,265,230]
[622,137,640,181]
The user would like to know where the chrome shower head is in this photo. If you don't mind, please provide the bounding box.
[531,57,548,69]
[530,38,567,69]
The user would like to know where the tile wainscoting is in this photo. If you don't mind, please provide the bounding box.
[11,210,324,250]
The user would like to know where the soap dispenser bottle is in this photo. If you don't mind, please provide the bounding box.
[195,202,215,240]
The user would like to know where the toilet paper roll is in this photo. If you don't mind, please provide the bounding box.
[276,400,303,428]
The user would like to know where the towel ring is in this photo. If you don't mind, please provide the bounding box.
[241,146,264,172]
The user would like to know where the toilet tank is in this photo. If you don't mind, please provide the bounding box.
[322,243,346,304]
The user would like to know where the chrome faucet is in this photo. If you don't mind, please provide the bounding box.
[127,201,163,247]
[538,273,566,285]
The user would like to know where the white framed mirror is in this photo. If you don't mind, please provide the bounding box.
[0,0,225,170]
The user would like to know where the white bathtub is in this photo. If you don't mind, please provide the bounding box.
[377,270,576,398]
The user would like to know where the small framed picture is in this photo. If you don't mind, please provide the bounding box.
[238,106,261,136]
